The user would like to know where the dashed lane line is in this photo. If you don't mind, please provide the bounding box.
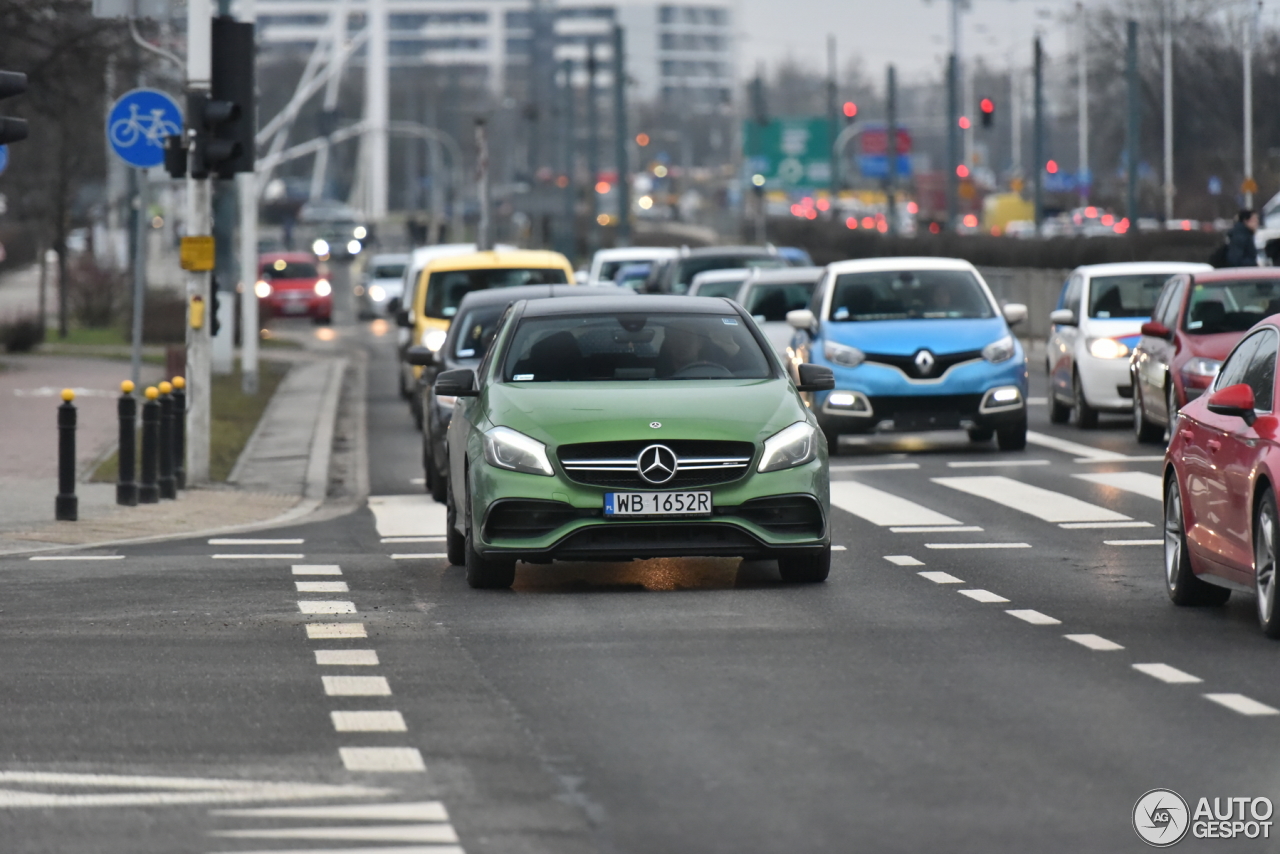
[293,565,342,575]
[1104,539,1164,546]
[339,747,426,773]
[213,554,306,560]
[367,495,447,538]
[830,481,962,527]
[919,571,964,584]
[946,459,1051,468]
[212,823,457,843]
[28,555,124,561]
[306,623,366,639]
[1065,634,1125,651]
[832,545,847,552]
[213,801,449,821]
[315,650,379,666]
[298,601,357,615]
[321,676,392,697]
[295,581,349,593]
[208,538,304,545]
[1060,521,1154,529]
[389,553,448,560]
[1074,471,1164,501]
[958,589,1010,603]
[933,476,1130,523]
[1133,663,1203,684]
[1006,609,1062,625]
[829,462,921,472]
[884,555,924,566]
[209,845,464,854]
[380,536,445,543]
[890,525,984,533]
[1204,694,1280,716]
[1025,431,1131,462]
[331,711,408,732]
[925,542,1032,550]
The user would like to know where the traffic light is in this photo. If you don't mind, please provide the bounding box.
[0,71,28,145]
[163,134,187,178]
[210,276,221,337]
[188,91,239,180]
[202,16,255,179]
[842,101,858,122]
[980,97,995,128]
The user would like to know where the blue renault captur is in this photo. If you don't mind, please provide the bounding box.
[785,257,1030,450]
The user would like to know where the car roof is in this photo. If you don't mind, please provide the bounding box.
[1072,262,1213,276]
[425,249,573,273]
[746,266,825,285]
[369,253,409,265]
[454,284,628,311]
[1187,268,1280,283]
[592,247,679,261]
[826,256,979,274]
[683,245,777,258]
[691,268,751,283]
[519,294,739,317]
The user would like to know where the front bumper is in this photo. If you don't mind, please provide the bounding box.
[261,294,331,319]
[1077,352,1134,411]
[469,457,830,562]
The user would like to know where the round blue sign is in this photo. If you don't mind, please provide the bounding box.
[107,88,183,169]
[0,145,8,177]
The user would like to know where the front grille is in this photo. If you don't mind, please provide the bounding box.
[483,499,585,540]
[558,440,755,489]
[866,394,984,431]
[727,495,825,537]
[863,349,983,380]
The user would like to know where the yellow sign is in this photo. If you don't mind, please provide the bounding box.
[1010,177,1025,193]
[180,235,215,271]
[958,180,977,200]
[1242,178,1259,194]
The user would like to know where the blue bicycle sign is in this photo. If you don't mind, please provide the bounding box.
[107,88,183,169]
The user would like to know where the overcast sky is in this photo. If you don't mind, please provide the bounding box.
[734,0,1078,88]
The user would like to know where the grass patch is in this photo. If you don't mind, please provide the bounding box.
[91,361,290,484]
[260,335,304,350]
[49,327,130,346]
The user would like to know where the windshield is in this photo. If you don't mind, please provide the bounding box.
[673,255,787,292]
[260,260,318,280]
[452,306,505,360]
[744,281,817,321]
[425,267,568,319]
[502,313,772,381]
[1088,274,1171,318]
[373,263,405,280]
[692,278,746,299]
[828,270,993,321]
[1185,279,1280,334]
[615,265,651,288]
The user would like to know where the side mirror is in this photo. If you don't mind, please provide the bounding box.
[1140,320,1172,340]
[387,297,401,315]
[395,308,414,328]
[434,368,478,398]
[1206,382,1257,426]
[405,345,437,367]
[787,309,816,331]
[796,363,835,392]
[1002,303,1028,326]
[1049,308,1077,327]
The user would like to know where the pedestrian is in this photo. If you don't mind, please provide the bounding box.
[1225,208,1260,267]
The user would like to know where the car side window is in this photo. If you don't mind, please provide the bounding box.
[1152,278,1177,328]
[1243,330,1278,412]
[1063,274,1083,316]
[476,304,515,387]
[1216,333,1264,393]
[1159,279,1186,328]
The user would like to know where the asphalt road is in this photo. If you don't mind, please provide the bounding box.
[2,321,1275,853]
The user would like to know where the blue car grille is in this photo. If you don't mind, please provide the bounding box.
[863,348,984,380]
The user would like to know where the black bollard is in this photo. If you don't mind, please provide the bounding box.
[139,386,160,504]
[55,389,78,521]
[171,375,186,489]
[157,381,176,500]
[116,380,138,506]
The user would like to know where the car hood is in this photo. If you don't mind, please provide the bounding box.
[1181,330,1246,361]
[268,279,318,290]
[485,379,806,447]
[822,317,1008,355]
[1080,316,1146,337]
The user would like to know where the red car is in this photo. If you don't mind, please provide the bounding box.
[255,252,332,323]
[1164,316,1280,635]
[1132,269,1280,442]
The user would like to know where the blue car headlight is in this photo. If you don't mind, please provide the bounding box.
[982,334,1016,363]
[823,340,865,367]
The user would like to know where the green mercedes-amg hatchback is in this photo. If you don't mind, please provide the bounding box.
[437,295,835,588]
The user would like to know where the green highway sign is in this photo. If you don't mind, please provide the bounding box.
[743,117,833,189]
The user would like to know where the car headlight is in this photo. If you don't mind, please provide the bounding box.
[314,278,332,297]
[823,340,865,367]
[369,285,386,302]
[353,226,368,239]
[758,421,818,473]
[1183,357,1222,377]
[254,280,272,298]
[422,329,447,352]
[982,334,1016,363]
[483,426,553,476]
[347,239,363,255]
[312,239,329,256]
[1087,337,1129,359]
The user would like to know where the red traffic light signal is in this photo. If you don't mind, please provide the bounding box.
[979,97,995,128]
[842,101,857,120]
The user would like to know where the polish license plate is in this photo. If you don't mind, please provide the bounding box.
[605,491,711,516]
[281,302,307,314]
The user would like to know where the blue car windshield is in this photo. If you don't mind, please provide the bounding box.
[828,270,993,321]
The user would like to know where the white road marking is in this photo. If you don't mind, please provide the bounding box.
[1027,396,1048,404]
[380,537,446,543]
[830,481,961,527]
[1059,521,1154,529]
[946,459,1051,468]
[389,553,448,560]
[890,525,984,533]
[306,623,366,639]
[213,554,306,560]
[925,542,1031,550]
[1104,540,1164,546]
[829,462,921,472]
[1133,663,1202,684]
[0,772,387,808]
[1108,455,1167,463]
[293,565,342,575]
[1204,693,1280,716]
[1074,471,1164,500]
[1006,609,1061,625]
[1025,431,1131,461]
[339,747,426,772]
[934,475,1131,523]
[322,676,392,696]
[299,601,356,615]
[919,571,964,584]
[213,824,457,843]
[884,555,924,566]
[331,711,408,732]
[959,589,1010,603]
[208,538,304,545]
[367,495,447,537]
[1065,633,1124,651]
[315,650,379,666]
[29,555,124,561]
[213,801,449,821]
[409,477,426,485]
[832,545,847,551]
[207,847,463,854]
[295,581,349,593]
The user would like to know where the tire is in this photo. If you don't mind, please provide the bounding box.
[822,427,841,456]
[465,529,516,589]
[410,390,424,431]
[778,545,831,583]
[1255,490,1280,637]
[996,418,1028,451]
[1164,474,1230,606]
[1071,371,1098,429]
[445,475,465,567]
[1133,384,1163,443]
[1048,393,1071,424]
[428,449,447,504]
[967,427,994,443]
[397,365,410,401]
[1166,382,1180,427]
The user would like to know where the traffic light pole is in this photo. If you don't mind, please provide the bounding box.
[186,0,213,485]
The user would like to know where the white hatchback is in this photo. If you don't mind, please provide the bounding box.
[1047,262,1211,427]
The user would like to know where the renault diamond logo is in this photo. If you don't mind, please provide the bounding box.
[637,444,678,484]
[914,349,936,375]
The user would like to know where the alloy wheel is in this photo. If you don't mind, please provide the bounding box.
[1165,481,1183,588]
[1257,504,1276,626]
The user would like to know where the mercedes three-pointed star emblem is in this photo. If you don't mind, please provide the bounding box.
[637,444,678,485]
[914,349,936,375]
